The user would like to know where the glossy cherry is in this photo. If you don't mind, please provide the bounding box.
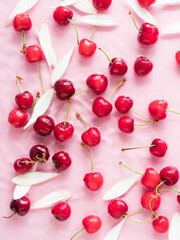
[52,151,72,171]
[148,100,168,120]
[141,167,161,189]
[15,91,33,110]
[54,79,75,100]
[83,215,102,233]
[51,202,71,221]
[14,158,34,174]
[118,116,134,133]
[92,0,112,10]
[175,51,180,64]
[53,6,73,26]
[29,144,50,162]
[152,216,169,233]
[141,191,161,211]
[149,138,168,157]
[33,115,55,136]
[109,58,128,76]
[54,122,74,142]
[25,45,44,63]
[177,195,180,204]
[92,97,112,118]
[134,56,153,76]
[138,23,159,45]
[108,199,128,219]
[8,108,28,128]
[82,127,101,147]
[86,74,108,95]
[13,13,32,31]
[115,96,133,114]
[83,172,103,191]
[79,39,97,57]
[137,0,155,8]
[160,166,179,186]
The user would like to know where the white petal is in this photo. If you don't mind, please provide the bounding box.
[12,172,59,186]
[31,190,72,209]
[125,0,156,25]
[169,212,180,240]
[51,0,80,8]
[73,0,97,14]
[104,219,126,240]
[51,46,75,86]
[50,48,57,68]
[161,22,180,35]
[5,0,40,26]
[152,0,180,6]
[76,14,118,26]
[103,175,141,200]
[24,89,54,129]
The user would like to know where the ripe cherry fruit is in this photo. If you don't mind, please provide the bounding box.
[148,99,168,120]
[25,45,44,63]
[152,216,169,233]
[175,50,180,64]
[14,158,34,174]
[108,199,128,219]
[33,115,55,136]
[54,79,75,100]
[53,6,73,26]
[54,121,74,142]
[134,56,153,76]
[79,38,97,57]
[29,144,50,163]
[52,151,72,171]
[115,95,133,114]
[160,166,179,186]
[13,13,32,32]
[137,0,155,8]
[141,191,161,211]
[86,73,108,95]
[8,108,28,128]
[92,0,112,10]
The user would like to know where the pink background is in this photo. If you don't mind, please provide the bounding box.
[1,0,180,239]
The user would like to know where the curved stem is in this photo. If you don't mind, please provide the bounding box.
[43,158,56,166]
[129,11,141,32]
[22,30,26,54]
[134,121,156,126]
[36,62,45,93]
[81,143,94,173]
[16,76,23,93]
[43,218,57,240]
[107,79,126,101]
[159,187,180,194]
[70,228,85,240]
[121,145,155,152]
[119,162,144,176]
[68,18,79,45]
[166,109,180,115]
[76,113,88,129]
[90,26,96,40]
[130,109,153,122]
[3,212,16,219]
[155,180,166,194]
[69,88,92,99]
[64,100,71,127]
[123,214,153,223]
[35,153,54,165]
[127,208,145,217]
[98,48,112,64]
[32,92,40,110]
[149,195,159,219]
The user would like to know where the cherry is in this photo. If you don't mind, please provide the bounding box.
[148,100,168,120]
[152,216,169,233]
[92,0,112,10]
[118,116,134,133]
[54,79,75,100]
[175,50,180,64]
[177,195,180,204]
[93,97,112,118]
[79,39,97,57]
[51,202,71,221]
[141,167,161,189]
[82,215,102,233]
[149,138,168,157]
[8,108,28,128]
[137,0,155,8]
[141,191,161,211]
[160,166,179,186]
[33,115,55,136]
[115,96,133,114]
[108,199,128,219]
[54,122,74,142]
[109,58,128,76]
[25,45,44,63]
[53,6,73,26]
[14,158,34,174]
[86,74,108,95]
[29,144,50,163]
[52,151,72,171]
[13,13,32,31]
[15,91,33,110]
[134,56,153,76]
[84,172,104,191]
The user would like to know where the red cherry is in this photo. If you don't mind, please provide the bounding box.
[175,51,180,64]
[152,216,169,233]
[54,122,74,142]
[53,6,73,26]
[82,215,102,233]
[141,191,161,211]
[115,96,133,114]
[8,108,28,128]
[118,116,134,133]
[51,202,71,221]
[134,56,153,76]
[160,166,179,186]
[148,100,168,120]
[149,138,168,157]
[109,58,128,76]
[33,115,55,136]
[138,23,159,45]
[137,0,155,8]
[92,0,112,10]
[15,91,33,110]
[13,13,32,31]
[141,167,161,189]
[14,158,34,174]
[79,39,97,57]
[29,144,50,162]
[108,199,128,219]
[81,127,101,147]
[177,195,180,204]
[25,45,44,63]
[86,74,108,95]
[10,197,31,216]
[83,172,104,191]
[54,79,75,100]
[92,97,112,118]
[52,151,72,171]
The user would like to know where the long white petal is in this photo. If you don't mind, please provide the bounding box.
[161,22,180,35]
[31,190,72,209]
[5,0,40,26]
[152,0,180,6]
[103,175,141,200]
[76,14,118,26]
[51,46,75,86]
[12,172,59,186]
[24,89,54,129]
[51,0,80,8]
[125,0,156,25]
[104,219,126,240]
[169,212,180,240]
[73,0,97,14]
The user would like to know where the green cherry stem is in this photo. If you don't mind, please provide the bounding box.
[158,187,180,194]
[70,228,85,240]
[36,153,55,166]
[121,145,155,152]
[149,195,159,219]
[81,143,94,173]
[32,92,40,110]
[130,109,153,122]
[166,109,180,115]
[43,218,57,240]
[76,113,88,129]
[22,30,26,54]
[90,26,97,40]
[16,76,23,93]
[129,11,142,33]
[68,18,79,45]
[98,47,112,64]
[36,62,45,93]
[155,180,166,194]
[64,100,71,127]
[107,79,126,101]
[127,208,145,217]
[69,88,92,99]
[119,162,144,176]
[134,121,157,127]
[3,212,16,219]
[123,214,154,223]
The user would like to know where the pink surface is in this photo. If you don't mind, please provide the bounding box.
[1,0,180,239]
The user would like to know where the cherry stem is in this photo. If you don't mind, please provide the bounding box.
[98,47,112,64]
[68,18,79,45]
[16,76,23,93]
[76,113,88,129]
[134,120,157,126]
[36,153,55,166]
[155,180,166,194]
[90,26,96,40]
[69,88,92,99]
[32,92,40,110]
[121,145,155,152]
[43,218,57,240]
[107,79,126,101]
[123,214,154,223]
[129,11,142,33]
[119,162,144,176]
[81,143,94,173]
[64,100,71,127]
[149,195,159,220]
[130,109,153,122]
[158,187,180,194]
[70,228,85,240]
[36,62,45,93]
[3,212,16,219]
[166,109,180,115]
[22,30,26,54]
[127,208,145,217]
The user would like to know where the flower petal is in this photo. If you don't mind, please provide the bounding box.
[103,175,141,200]
[75,14,118,26]
[73,0,97,14]
[169,212,180,240]
[104,219,126,240]
[24,89,54,129]
[31,190,72,209]
[152,0,180,6]
[51,46,75,86]
[161,22,180,35]
[51,0,80,8]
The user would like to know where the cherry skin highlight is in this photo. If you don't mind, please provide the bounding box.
[92,0,112,10]
[53,6,73,26]
[8,108,28,128]
[79,39,97,57]
[160,166,179,186]
[33,115,55,136]
[81,127,101,147]
[86,73,108,95]
[15,91,33,111]
[149,138,168,157]
[141,167,161,189]
[51,202,71,221]
[14,158,34,174]
[148,99,168,120]
[141,191,161,211]
[109,58,128,76]
[134,56,153,76]
[108,199,128,219]
[138,23,159,45]
[152,216,169,233]
[115,96,133,114]
[10,197,31,216]
[52,151,72,171]
[83,172,104,191]
[29,144,50,162]
[137,0,156,8]
[92,97,112,118]
[82,215,102,233]
[118,116,134,133]
[13,13,32,32]
[25,45,44,63]
[54,79,75,100]
[54,122,74,142]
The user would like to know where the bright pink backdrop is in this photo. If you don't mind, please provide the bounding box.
[1,0,180,239]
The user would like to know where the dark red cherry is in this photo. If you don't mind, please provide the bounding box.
[141,167,161,189]
[29,144,50,162]
[141,191,161,211]
[148,100,168,120]
[54,122,74,142]
[15,91,33,110]
[92,0,112,10]
[108,199,128,219]
[118,116,134,133]
[134,56,153,76]
[83,172,104,191]
[52,151,72,171]
[138,23,159,45]
[82,215,102,233]
[109,58,128,76]
[137,0,155,8]
[13,13,32,31]
[10,197,31,216]
[149,138,168,157]
[53,6,73,26]
[160,166,179,186]
[92,97,112,118]
[33,115,55,136]
[79,39,97,57]
[54,79,75,100]
[152,216,169,233]
[177,195,180,204]
[14,158,34,174]
[51,202,71,221]
[8,108,28,128]
[81,127,101,147]
[86,74,108,95]
[25,45,44,63]
[115,96,133,114]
